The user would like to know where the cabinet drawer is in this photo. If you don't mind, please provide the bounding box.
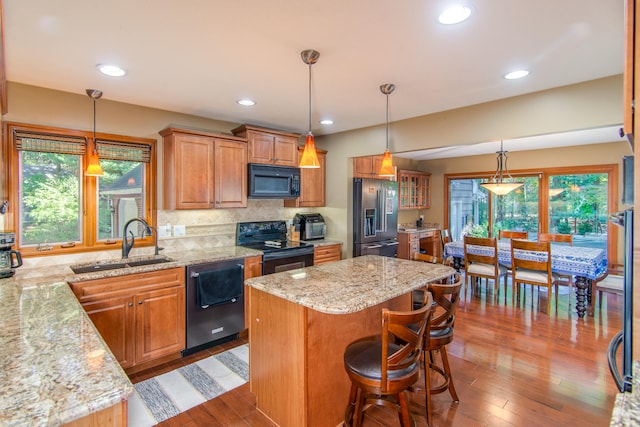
[314,244,342,265]
[70,267,185,303]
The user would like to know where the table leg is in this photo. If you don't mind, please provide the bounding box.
[574,276,591,318]
[452,256,463,272]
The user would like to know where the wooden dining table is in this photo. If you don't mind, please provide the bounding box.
[444,240,608,318]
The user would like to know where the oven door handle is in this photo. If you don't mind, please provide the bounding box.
[365,244,383,249]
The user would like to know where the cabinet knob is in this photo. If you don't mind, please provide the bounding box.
[128,302,133,307]
[138,300,143,305]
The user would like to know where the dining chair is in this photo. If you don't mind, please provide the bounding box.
[510,239,559,313]
[411,252,454,308]
[440,228,452,253]
[538,233,574,304]
[498,230,529,240]
[463,235,508,302]
[343,293,433,427]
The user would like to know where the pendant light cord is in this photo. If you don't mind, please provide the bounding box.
[385,93,389,151]
[308,62,312,134]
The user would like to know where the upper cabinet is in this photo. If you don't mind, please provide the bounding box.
[622,0,635,146]
[284,147,327,208]
[398,170,431,210]
[232,125,299,166]
[161,127,247,210]
[353,155,394,180]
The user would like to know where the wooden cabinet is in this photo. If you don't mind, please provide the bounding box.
[243,255,263,330]
[284,148,327,207]
[232,125,299,166]
[622,0,635,144]
[70,267,185,372]
[398,230,441,260]
[398,170,431,209]
[313,243,342,265]
[161,127,247,210]
[353,155,393,180]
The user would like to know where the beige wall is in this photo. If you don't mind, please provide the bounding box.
[1,76,627,262]
[317,75,625,257]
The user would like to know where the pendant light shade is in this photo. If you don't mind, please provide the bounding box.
[85,89,104,177]
[299,49,321,168]
[479,141,523,195]
[378,83,396,177]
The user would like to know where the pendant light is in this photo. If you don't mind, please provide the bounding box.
[479,141,524,195]
[85,89,104,176]
[299,49,321,168]
[378,83,396,177]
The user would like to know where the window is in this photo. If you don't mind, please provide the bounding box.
[445,165,618,264]
[5,122,156,255]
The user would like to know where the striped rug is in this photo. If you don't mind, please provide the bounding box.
[128,344,249,426]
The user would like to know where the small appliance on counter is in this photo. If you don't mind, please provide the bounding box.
[0,232,23,278]
[294,213,326,241]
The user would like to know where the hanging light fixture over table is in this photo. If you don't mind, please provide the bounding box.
[480,141,523,195]
[299,49,321,168]
[378,83,396,177]
[85,89,104,176]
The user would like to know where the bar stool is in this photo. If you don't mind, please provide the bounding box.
[343,293,434,427]
[412,273,463,425]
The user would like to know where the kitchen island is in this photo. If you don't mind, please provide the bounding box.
[245,255,455,427]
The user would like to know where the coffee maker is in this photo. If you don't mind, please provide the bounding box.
[0,232,23,278]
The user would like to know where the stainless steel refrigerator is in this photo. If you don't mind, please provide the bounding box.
[353,178,399,257]
[607,208,634,392]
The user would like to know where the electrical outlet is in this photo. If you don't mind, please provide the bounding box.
[419,215,424,221]
[158,225,171,238]
[173,224,186,237]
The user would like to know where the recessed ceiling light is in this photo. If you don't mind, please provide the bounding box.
[438,5,472,25]
[504,70,530,80]
[97,64,126,77]
[320,119,334,125]
[237,99,256,106]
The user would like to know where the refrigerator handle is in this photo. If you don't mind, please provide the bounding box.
[377,189,386,233]
[607,330,629,392]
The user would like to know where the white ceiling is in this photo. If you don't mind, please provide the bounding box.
[2,0,625,159]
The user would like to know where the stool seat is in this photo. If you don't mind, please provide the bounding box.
[344,340,418,381]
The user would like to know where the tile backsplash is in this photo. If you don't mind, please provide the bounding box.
[19,199,317,271]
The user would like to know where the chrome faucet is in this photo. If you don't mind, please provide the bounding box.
[122,218,153,259]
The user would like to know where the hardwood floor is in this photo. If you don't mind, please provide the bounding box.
[129,280,623,426]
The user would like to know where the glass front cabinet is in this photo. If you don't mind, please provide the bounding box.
[398,170,431,210]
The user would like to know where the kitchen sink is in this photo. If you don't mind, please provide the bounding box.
[70,256,174,274]
[125,257,174,267]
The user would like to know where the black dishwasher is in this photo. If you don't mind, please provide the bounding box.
[183,258,245,356]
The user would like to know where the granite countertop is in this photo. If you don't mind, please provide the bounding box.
[245,254,455,314]
[610,361,640,426]
[300,238,343,247]
[0,281,133,426]
[0,245,263,426]
[397,227,439,234]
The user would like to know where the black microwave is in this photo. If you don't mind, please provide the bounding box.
[248,163,300,199]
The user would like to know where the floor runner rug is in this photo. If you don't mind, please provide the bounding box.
[128,344,249,426]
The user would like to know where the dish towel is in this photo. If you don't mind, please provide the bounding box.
[196,265,243,308]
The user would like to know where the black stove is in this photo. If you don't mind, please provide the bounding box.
[236,221,314,274]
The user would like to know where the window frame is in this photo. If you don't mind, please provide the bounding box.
[4,121,157,257]
[444,164,619,267]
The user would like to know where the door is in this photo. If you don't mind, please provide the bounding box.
[174,134,214,209]
[135,286,186,362]
[83,296,135,369]
[214,138,247,208]
[380,180,398,241]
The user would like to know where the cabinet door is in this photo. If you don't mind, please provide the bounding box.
[135,286,186,363]
[174,134,214,209]
[83,296,135,369]
[214,139,247,208]
[272,136,298,166]
[353,155,390,179]
[244,255,263,329]
[285,149,326,208]
[247,132,274,164]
